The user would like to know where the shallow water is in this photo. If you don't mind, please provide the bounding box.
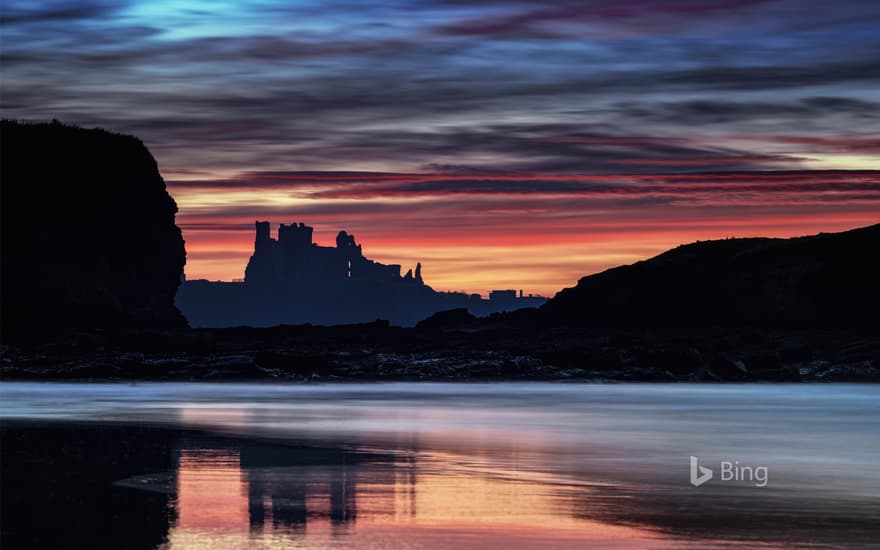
[1,382,878,548]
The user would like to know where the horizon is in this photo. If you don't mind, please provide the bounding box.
[179,214,877,298]
[2,1,879,296]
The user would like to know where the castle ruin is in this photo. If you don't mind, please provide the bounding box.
[245,221,423,287]
[176,221,546,327]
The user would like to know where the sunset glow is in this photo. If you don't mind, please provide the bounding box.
[2,1,878,296]
[170,170,879,295]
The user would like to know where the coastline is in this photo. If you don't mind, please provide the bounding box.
[3,323,877,382]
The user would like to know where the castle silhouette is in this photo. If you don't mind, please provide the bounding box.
[246,221,424,288]
[176,221,545,327]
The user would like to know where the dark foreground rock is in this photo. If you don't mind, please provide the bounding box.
[2,320,878,382]
[1,420,392,549]
[0,120,187,330]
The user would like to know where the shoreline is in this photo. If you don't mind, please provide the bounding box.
[4,385,880,549]
[3,324,878,383]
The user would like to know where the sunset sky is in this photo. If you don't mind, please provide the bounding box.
[2,0,878,296]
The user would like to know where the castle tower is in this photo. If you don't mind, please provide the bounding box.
[278,222,314,252]
[255,221,271,251]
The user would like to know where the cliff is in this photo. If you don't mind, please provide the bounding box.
[0,120,187,332]
[541,223,880,329]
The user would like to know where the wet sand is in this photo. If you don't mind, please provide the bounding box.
[2,383,879,548]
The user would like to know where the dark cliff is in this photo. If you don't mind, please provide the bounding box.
[541,223,880,329]
[1,120,187,332]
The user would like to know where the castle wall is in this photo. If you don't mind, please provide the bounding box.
[244,221,411,287]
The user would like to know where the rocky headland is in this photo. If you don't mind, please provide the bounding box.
[1,121,877,382]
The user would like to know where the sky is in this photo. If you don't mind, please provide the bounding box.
[2,0,879,296]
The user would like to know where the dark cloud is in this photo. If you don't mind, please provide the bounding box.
[2,0,878,178]
[154,122,804,175]
[614,97,880,125]
[168,170,880,200]
[0,1,117,25]
[438,0,774,38]
[655,58,880,91]
[771,136,880,153]
[3,0,879,290]
[800,97,880,113]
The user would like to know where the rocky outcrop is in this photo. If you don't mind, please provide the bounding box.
[415,308,478,331]
[541,224,880,329]
[2,324,877,382]
[0,120,187,332]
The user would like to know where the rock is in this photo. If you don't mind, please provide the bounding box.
[1,120,187,332]
[811,361,880,382]
[710,355,748,380]
[751,365,801,381]
[415,308,478,331]
[1,323,877,382]
[743,351,783,372]
[540,223,880,330]
[642,347,704,375]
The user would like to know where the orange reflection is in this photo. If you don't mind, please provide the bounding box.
[350,450,646,547]
[176,449,248,532]
[162,444,669,549]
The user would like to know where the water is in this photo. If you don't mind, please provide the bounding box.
[1,382,878,548]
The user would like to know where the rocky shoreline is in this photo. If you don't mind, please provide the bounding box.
[3,319,878,382]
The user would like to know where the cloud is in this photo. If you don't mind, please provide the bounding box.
[170,167,880,292]
[0,1,117,25]
[4,10,879,176]
[3,0,879,292]
[613,97,880,125]
[770,135,880,153]
[167,170,880,199]
[438,0,774,38]
[655,59,880,91]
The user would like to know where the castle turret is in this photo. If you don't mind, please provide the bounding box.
[336,231,363,256]
[255,220,271,251]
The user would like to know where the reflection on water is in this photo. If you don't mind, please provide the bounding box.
[176,449,248,533]
[2,382,879,548]
[162,440,667,549]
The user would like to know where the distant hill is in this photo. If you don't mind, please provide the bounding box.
[541,223,880,329]
[1,120,187,331]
